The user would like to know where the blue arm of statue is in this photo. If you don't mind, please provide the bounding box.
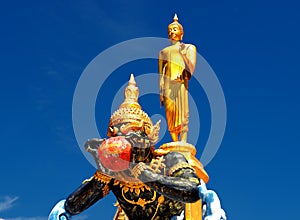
[48,200,72,220]
[171,180,226,220]
[198,180,227,220]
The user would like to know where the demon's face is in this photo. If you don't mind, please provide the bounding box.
[107,123,153,164]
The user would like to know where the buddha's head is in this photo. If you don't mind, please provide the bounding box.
[168,14,184,41]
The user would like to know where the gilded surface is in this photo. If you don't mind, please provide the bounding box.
[159,14,197,142]
[94,170,113,184]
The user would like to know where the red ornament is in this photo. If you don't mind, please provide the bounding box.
[98,136,132,172]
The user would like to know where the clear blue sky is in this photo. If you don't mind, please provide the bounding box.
[0,0,299,219]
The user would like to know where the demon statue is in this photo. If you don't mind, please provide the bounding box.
[48,74,226,220]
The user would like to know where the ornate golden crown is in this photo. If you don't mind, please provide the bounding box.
[108,74,160,144]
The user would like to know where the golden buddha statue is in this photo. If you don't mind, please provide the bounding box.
[159,14,197,142]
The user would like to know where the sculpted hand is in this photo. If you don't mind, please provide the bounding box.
[84,138,111,173]
[84,138,106,152]
[131,162,151,179]
[131,160,163,183]
[48,200,72,220]
[199,180,227,220]
[179,43,187,55]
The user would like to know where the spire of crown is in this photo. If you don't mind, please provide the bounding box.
[173,13,179,22]
[119,74,141,109]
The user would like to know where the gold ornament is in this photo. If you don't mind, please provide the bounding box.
[94,170,113,184]
[108,74,160,144]
[113,179,156,207]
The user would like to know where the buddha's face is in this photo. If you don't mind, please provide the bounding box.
[168,24,183,41]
